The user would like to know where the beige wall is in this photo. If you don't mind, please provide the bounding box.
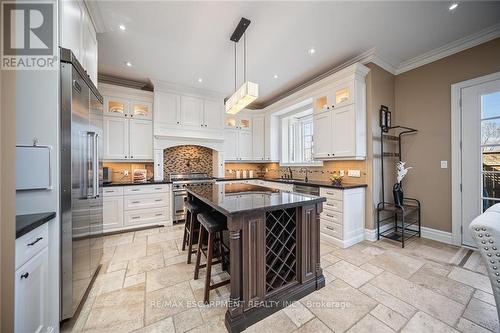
[365,63,396,229]
[1,68,16,332]
[395,37,500,232]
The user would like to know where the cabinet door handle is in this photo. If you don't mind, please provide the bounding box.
[326,214,335,218]
[131,189,140,192]
[105,190,114,193]
[326,226,334,231]
[155,199,162,202]
[131,216,140,220]
[154,187,163,190]
[21,272,29,279]
[131,201,140,204]
[27,237,43,246]
[155,213,163,216]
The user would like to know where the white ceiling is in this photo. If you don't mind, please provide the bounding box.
[93,1,500,107]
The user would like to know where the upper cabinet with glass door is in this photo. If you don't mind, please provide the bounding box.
[130,101,153,120]
[100,84,154,120]
[225,114,252,131]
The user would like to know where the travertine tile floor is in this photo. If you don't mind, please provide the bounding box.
[63,224,499,333]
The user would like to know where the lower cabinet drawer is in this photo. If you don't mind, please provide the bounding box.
[103,187,124,197]
[124,184,169,195]
[15,223,49,269]
[323,199,343,213]
[124,208,169,226]
[320,210,343,224]
[320,187,343,201]
[123,193,168,211]
[320,220,343,239]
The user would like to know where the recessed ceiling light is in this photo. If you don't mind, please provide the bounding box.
[125,61,132,67]
[197,78,203,83]
[273,74,278,79]
[119,24,126,31]
[308,48,316,55]
[449,3,458,10]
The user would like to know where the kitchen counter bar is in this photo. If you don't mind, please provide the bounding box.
[215,177,368,189]
[16,211,56,238]
[186,183,325,333]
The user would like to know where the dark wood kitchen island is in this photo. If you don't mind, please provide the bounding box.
[186,183,326,333]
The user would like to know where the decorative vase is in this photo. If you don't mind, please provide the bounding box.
[393,183,404,206]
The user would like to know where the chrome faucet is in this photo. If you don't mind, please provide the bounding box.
[288,167,293,179]
[300,168,310,182]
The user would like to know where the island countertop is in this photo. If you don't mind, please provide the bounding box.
[186,183,325,216]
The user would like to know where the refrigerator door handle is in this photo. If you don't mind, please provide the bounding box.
[94,133,99,198]
[87,131,96,199]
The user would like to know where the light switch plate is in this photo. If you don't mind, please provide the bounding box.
[440,161,448,169]
[348,169,361,177]
[339,170,345,177]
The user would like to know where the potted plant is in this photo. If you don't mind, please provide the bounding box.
[394,161,412,206]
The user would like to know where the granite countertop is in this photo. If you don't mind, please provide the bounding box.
[187,183,325,216]
[215,177,367,189]
[16,212,56,238]
[103,180,172,187]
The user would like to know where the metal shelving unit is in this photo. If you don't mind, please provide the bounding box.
[377,107,420,248]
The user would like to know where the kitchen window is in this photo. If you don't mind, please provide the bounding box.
[281,108,322,166]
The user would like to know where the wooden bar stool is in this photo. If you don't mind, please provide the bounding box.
[193,212,230,304]
[182,200,201,264]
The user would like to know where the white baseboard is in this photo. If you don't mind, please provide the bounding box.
[364,224,453,245]
[321,233,364,249]
[420,226,453,245]
[364,223,392,241]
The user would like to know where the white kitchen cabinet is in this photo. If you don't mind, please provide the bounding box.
[224,129,239,160]
[103,184,172,232]
[129,119,153,160]
[154,91,180,126]
[313,112,332,159]
[224,128,253,161]
[104,117,129,159]
[130,101,153,120]
[225,115,252,130]
[104,117,153,161]
[104,96,128,118]
[15,223,50,333]
[204,100,223,129]
[239,130,253,160]
[59,0,98,85]
[312,64,368,160]
[332,105,356,157]
[103,196,124,231]
[15,248,49,333]
[181,96,204,127]
[252,116,265,160]
[153,88,224,140]
[319,187,365,248]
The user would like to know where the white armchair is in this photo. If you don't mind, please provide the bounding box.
[469,203,500,320]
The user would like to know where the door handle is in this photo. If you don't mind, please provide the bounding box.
[94,133,100,198]
[27,237,43,246]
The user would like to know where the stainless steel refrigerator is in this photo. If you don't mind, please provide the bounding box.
[60,48,103,320]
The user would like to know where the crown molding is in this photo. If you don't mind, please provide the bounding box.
[151,79,226,100]
[98,74,153,91]
[396,23,500,75]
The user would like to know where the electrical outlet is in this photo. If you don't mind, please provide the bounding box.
[123,170,129,176]
[440,161,448,169]
[348,169,361,177]
[339,170,345,177]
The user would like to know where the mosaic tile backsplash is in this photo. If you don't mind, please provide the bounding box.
[163,145,214,179]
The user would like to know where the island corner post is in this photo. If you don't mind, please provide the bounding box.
[223,202,325,333]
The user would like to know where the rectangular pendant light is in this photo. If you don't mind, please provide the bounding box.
[225,81,259,114]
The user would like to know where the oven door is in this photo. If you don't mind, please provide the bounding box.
[173,189,187,221]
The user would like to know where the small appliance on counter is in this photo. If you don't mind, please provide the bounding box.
[103,167,113,184]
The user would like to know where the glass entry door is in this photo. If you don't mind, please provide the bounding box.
[461,79,500,247]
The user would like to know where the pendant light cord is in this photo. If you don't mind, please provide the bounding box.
[234,42,237,90]
[244,33,247,82]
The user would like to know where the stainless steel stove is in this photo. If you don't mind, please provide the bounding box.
[170,172,214,222]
